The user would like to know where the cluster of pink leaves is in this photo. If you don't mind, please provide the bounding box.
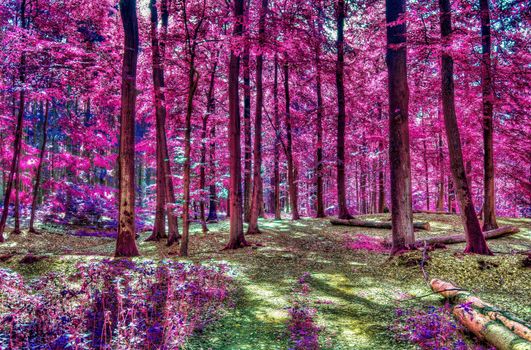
[390,304,495,350]
[0,259,232,349]
[287,272,321,350]
[344,233,389,253]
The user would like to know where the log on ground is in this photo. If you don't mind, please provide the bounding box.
[330,218,430,231]
[417,226,520,246]
[431,279,531,350]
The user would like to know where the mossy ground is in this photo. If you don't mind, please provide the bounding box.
[0,214,530,349]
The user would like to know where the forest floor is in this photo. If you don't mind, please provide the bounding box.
[0,213,530,349]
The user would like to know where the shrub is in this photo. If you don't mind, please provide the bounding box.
[287,272,320,350]
[0,259,232,349]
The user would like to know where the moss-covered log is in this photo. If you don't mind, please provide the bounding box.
[330,218,430,231]
[418,226,519,246]
[431,279,531,350]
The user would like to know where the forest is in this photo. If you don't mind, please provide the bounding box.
[0,0,529,349]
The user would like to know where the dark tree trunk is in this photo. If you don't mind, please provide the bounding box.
[146,0,168,242]
[180,56,199,257]
[273,54,281,220]
[377,104,386,213]
[207,123,218,222]
[247,0,268,235]
[160,0,180,247]
[386,0,414,254]
[436,133,445,211]
[335,0,352,219]
[115,0,140,257]
[283,55,300,220]
[242,19,252,223]
[203,55,219,226]
[29,100,49,233]
[423,139,430,210]
[225,0,248,249]
[0,1,26,242]
[438,0,491,255]
[480,0,498,231]
[13,161,21,235]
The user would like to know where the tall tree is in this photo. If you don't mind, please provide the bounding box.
[283,54,300,220]
[115,0,140,257]
[180,1,205,257]
[247,0,268,235]
[386,0,414,254]
[335,0,353,219]
[225,0,249,249]
[273,54,282,220]
[207,55,219,223]
[29,100,50,234]
[314,1,326,218]
[438,0,491,255]
[0,0,27,242]
[480,0,498,231]
[242,2,252,223]
[146,0,168,242]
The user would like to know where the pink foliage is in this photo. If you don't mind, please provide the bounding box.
[344,234,389,253]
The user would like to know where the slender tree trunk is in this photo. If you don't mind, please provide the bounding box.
[247,0,268,234]
[480,0,498,231]
[315,3,326,219]
[242,16,252,223]
[283,55,300,220]
[386,0,414,254]
[438,0,491,255]
[335,0,352,219]
[225,0,248,249]
[146,0,168,242]
[377,104,386,213]
[160,0,180,247]
[203,55,219,226]
[273,54,281,220]
[423,140,430,210]
[13,162,21,235]
[436,133,445,211]
[115,0,140,257]
[180,57,199,257]
[29,100,49,233]
[207,123,218,222]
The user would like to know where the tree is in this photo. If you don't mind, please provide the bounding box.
[272,54,282,220]
[335,0,353,220]
[480,0,498,231]
[283,54,300,220]
[242,2,252,223]
[386,0,414,254]
[247,0,268,235]
[0,0,27,242]
[438,0,491,255]
[29,100,50,234]
[115,0,140,258]
[225,0,249,249]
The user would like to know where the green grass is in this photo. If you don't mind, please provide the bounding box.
[1,214,530,349]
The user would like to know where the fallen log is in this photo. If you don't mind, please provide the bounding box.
[330,218,430,231]
[414,210,456,215]
[431,279,531,349]
[417,226,520,246]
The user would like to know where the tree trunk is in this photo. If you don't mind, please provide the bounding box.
[29,100,49,234]
[242,18,252,223]
[204,54,220,224]
[436,133,445,211]
[439,0,491,255]
[247,0,268,235]
[224,0,248,249]
[336,0,353,220]
[386,0,414,254]
[283,55,300,220]
[180,57,199,257]
[146,0,168,242]
[13,161,21,235]
[115,0,140,257]
[273,54,281,220]
[431,279,531,349]
[480,0,498,232]
[315,48,325,218]
[423,139,430,210]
